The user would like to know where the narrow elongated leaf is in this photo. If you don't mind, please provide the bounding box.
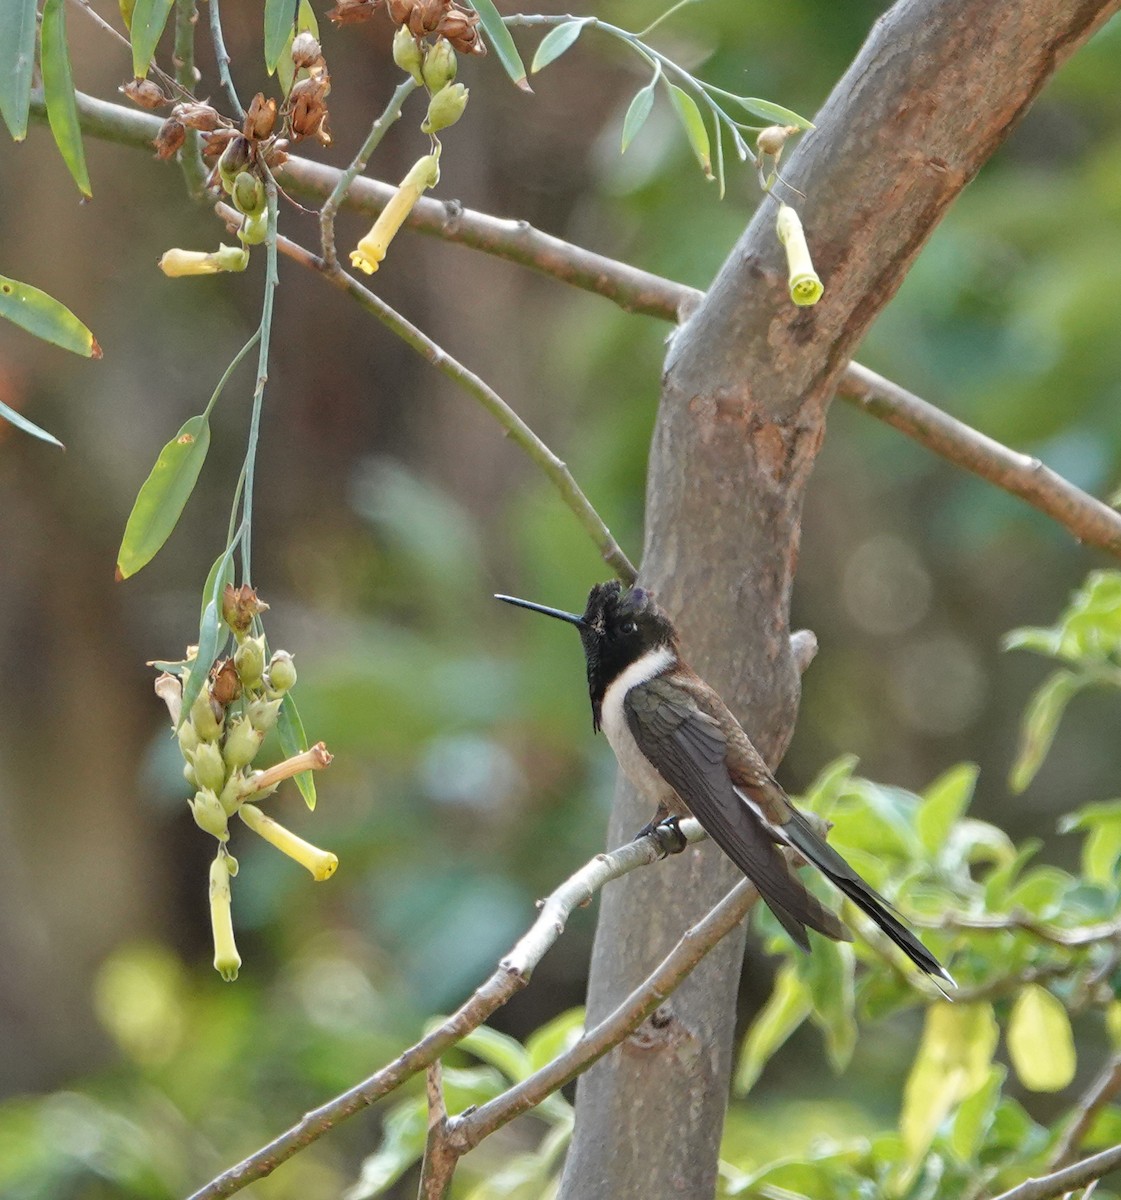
[458,1024,531,1083]
[0,399,63,448]
[734,963,812,1094]
[199,544,237,623]
[621,80,656,153]
[180,598,222,730]
[468,0,531,91]
[129,0,175,78]
[264,0,297,73]
[531,19,587,73]
[731,95,814,130]
[117,415,211,579]
[0,0,37,140]
[667,83,711,178]
[1010,669,1085,792]
[525,1007,585,1073]
[1007,985,1076,1092]
[41,0,92,197]
[278,694,316,809]
[949,1064,1006,1161]
[0,275,100,357]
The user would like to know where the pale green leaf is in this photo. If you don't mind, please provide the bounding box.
[0,0,36,140]
[733,962,812,1094]
[797,936,856,1072]
[900,1002,998,1166]
[129,0,176,78]
[264,0,297,73]
[1007,985,1076,1092]
[41,0,92,197]
[729,95,814,130]
[297,0,319,37]
[667,84,711,178]
[179,598,222,730]
[1010,670,1085,793]
[0,399,63,448]
[117,415,211,579]
[525,1007,585,1074]
[278,694,316,810]
[0,275,100,358]
[621,80,656,153]
[917,763,977,855]
[468,0,530,91]
[531,19,588,73]
[458,1024,531,1083]
[949,1064,1006,1161]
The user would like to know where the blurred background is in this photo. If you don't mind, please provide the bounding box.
[2,0,1121,1195]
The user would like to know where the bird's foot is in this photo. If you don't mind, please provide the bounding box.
[634,816,688,858]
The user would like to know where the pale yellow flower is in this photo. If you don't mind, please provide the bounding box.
[350,153,440,275]
[775,204,824,307]
[239,803,338,880]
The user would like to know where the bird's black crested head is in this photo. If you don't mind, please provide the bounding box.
[579,582,678,723]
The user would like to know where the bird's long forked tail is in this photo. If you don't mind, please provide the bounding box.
[780,808,956,993]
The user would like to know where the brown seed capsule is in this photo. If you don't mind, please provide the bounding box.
[438,6,484,55]
[222,583,270,638]
[327,0,377,22]
[244,93,278,141]
[291,31,323,69]
[756,124,799,158]
[121,78,169,110]
[201,128,237,160]
[287,73,332,145]
[173,101,222,132]
[211,658,243,707]
[152,118,186,160]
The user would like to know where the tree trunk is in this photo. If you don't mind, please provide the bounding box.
[559,1,1120,1196]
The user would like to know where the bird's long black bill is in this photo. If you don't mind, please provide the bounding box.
[495,594,585,628]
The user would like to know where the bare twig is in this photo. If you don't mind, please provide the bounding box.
[186,820,705,1198]
[418,1061,458,1200]
[319,76,419,269]
[989,1142,1121,1200]
[912,909,1121,949]
[445,880,759,1158]
[1049,1054,1121,1169]
[207,0,243,118]
[33,89,1121,564]
[174,0,207,198]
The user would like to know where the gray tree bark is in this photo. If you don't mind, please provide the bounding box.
[558,0,1120,1196]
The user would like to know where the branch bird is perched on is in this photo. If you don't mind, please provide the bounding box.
[497,580,954,987]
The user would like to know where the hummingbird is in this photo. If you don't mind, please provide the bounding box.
[497,580,953,986]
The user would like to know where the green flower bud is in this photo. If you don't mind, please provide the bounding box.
[267,650,297,694]
[190,688,224,741]
[219,772,244,815]
[247,696,283,733]
[422,38,457,92]
[192,740,227,792]
[209,853,240,981]
[232,170,266,217]
[393,26,424,84]
[218,134,252,194]
[177,720,200,758]
[191,788,230,841]
[223,716,265,769]
[234,635,267,689]
[183,760,198,788]
[238,212,268,246]
[421,83,468,135]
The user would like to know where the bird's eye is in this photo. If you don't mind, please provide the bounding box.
[621,620,637,635]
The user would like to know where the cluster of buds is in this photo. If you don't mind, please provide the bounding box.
[328,0,484,56]
[154,585,335,981]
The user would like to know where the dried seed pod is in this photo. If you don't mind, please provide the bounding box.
[244,93,278,141]
[291,31,323,68]
[152,118,186,160]
[121,78,169,109]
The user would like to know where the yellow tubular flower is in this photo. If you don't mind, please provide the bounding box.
[350,153,440,276]
[209,853,241,981]
[239,803,338,880]
[775,204,824,307]
[159,244,250,277]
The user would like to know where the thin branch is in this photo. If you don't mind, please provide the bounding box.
[912,909,1121,949]
[989,1142,1121,1200]
[418,1061,458,1200]
[446,879,760,1156]
[34,89,1121,564]
[207,0,243,118]
[186,820,706,1198]
[319,76,419,269]
[174,0,208,198]
[1049,1053,1121,1169]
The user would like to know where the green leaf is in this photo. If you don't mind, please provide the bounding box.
[797,937,856,1073]
[264,0,297,73]
[728,95,814,130]
[199,546,236,625]
[733,962,812,1094]
[468,0,531,91]
[40,0,92,197]
[0,399,64,448]
[621,79,656,153]
[667,84,712,178]
[349,1098,427,1198]
[900,1002,998,1167]
[525,1007,585,1074]
[1009,670,1085,793]
[0,275,100,358]
[917,763,977,856]
[129,0,175,78]
[458,1024,531,1083]
[949,1064,1006,1161]
[180,598,222,730]
[1059,799,1121,885]
[116,415,211,580]
[277,694,316,810]
[531,19,588,73]
[0,0,36,140]
[1007,985,1076,1092]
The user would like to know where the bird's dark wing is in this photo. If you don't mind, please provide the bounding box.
[624,681,849,949]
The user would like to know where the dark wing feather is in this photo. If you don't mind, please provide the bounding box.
[624,683,849,948]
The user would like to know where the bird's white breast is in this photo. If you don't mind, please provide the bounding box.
[599,645,677,804]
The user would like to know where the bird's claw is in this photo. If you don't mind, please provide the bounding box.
[634,816,688,858]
